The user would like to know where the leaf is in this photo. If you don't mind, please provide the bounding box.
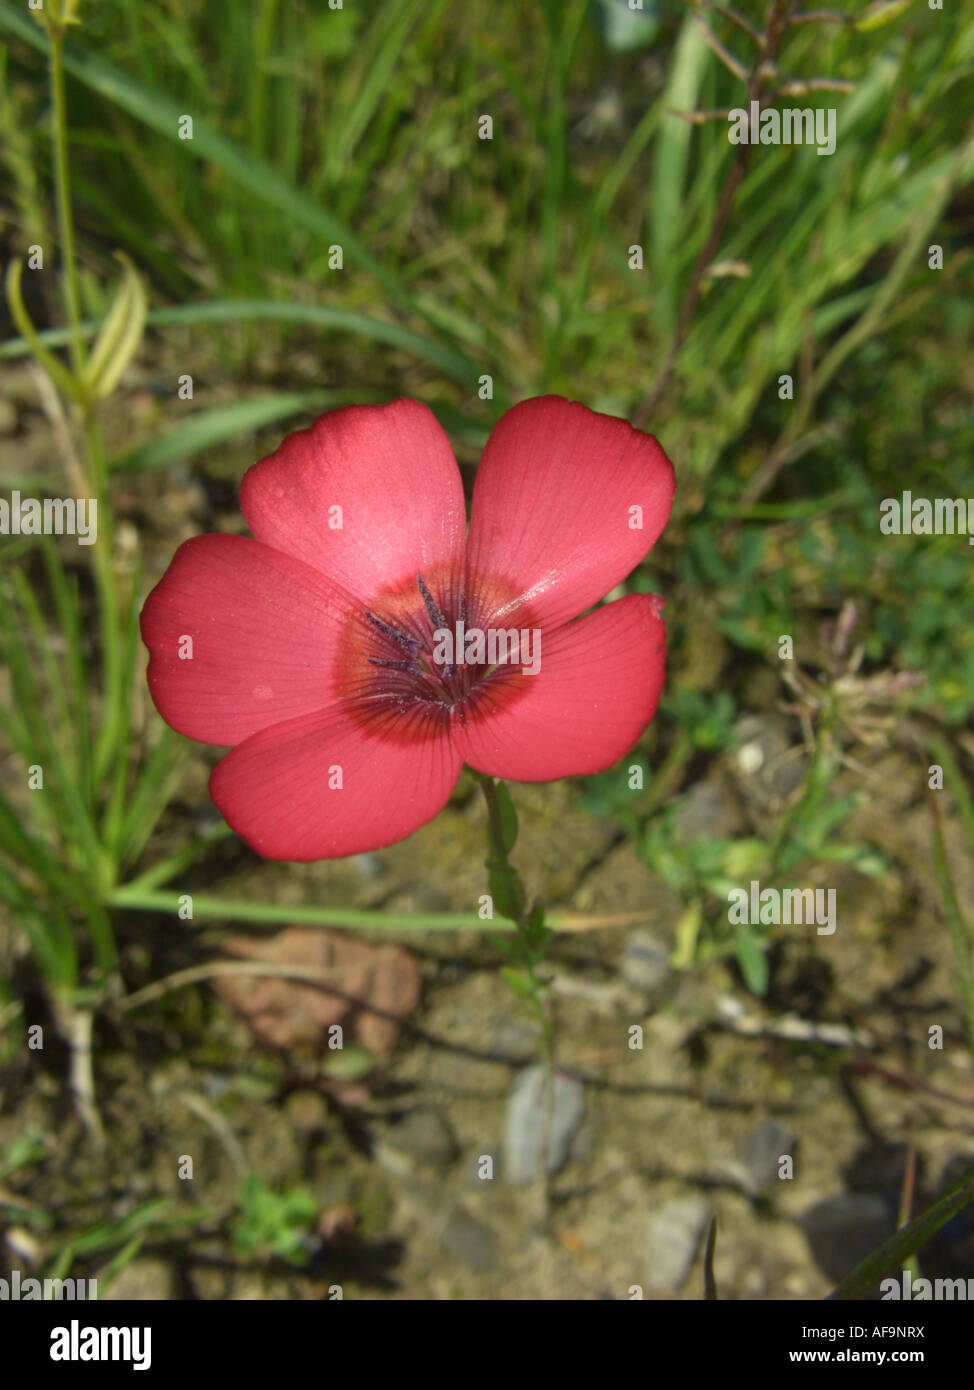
[650,14,709,331]
[0,298,478,387]
[854,0,912,33]
[501,966,533,999]
[83,252,147,399]
[593,0,660,54]
[829,1160,974,1300]
[110,392,336,472]
[4,259,85,403]
[487,858,525,923]
[735,929,769,996]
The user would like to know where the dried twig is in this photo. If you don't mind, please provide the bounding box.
[693,11,750,82]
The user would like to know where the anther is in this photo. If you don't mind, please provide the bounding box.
[364,608,421,656]
[368,657,420,672]
[416,574,448,633]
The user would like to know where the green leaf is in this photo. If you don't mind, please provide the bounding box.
[110,393,336,473]
[487,858,526,923]
[4,259,85,403]
[854,0,911,33]
[650,15,709,332]
[82,252,147,400]
[829,1159,974,1300]
[321,1044,375,1081]
[0,299,478,388]
[735,929,769,996]
[592,0,659,54]
[500,965,533,999]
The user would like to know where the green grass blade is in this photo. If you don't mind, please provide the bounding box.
[109,392,340,473]
[829,1159,974,1300]
[650,15,709,334]
[0,299,479,386]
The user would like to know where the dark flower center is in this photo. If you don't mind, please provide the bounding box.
[337,568,537,741]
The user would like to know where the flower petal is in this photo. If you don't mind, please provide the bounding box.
[240,399,467,602]
[209,710,463,860]
[466,396,674,630]
[453,594,666,781]
[140,534,355,745]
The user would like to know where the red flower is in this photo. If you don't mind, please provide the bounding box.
[140,396,674,860]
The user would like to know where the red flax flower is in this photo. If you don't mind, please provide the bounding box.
[140,396,675,860]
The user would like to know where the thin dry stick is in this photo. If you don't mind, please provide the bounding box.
[55,1003,105,1148]
[26,360,88,498]
[178,1091,250,1176]
[116,958,388,1014]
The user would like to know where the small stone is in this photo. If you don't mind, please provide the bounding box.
[390,1176,498,1273]
[384,1108,458,1168]
[284,1089,328,1134]
[673,779,741,842]
[732,714,806,810]
[489,1017,541,1062]
[101,1257,175,1301]
[620,931,671,996]
[439,1205,497,1272]
[742,1119,796,1193]
[349,853,383,882]
[800,1193,893,1283]
[504,1065,585,1185]
[646,1197,711,1291]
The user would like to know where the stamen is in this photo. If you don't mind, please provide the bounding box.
[416,573,448,633]
[368,657,420,672]
[364,608,421,656]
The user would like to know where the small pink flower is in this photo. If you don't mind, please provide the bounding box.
[140,396,675,860]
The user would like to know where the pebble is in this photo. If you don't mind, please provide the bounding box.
[741,1118,796,1193]
[439,1205,497,1272]
[284,1089,329,1134]
[645,1197,711,1291]
[620,930,671,997]
[383,1107,459,1168]
[504,1065,585,1185]
[488,1017,540,1063]
[101,1257,175,1301]
[799,1193,893,1283]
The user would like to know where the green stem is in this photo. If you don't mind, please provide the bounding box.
[473,771,556,1205]
[49,17,123,793]
[50,27,85,378]
[85,410,123,790]
[109,888,517,931]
